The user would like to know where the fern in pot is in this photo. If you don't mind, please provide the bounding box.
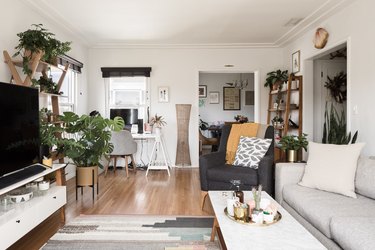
[58,112,124,187]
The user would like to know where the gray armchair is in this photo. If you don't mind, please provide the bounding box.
[199,124,274,209]
[105,130,137,177]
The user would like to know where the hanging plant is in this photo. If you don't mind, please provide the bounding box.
[324,71,347,103]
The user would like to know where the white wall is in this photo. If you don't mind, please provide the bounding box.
[0,0,89,115]
[282,0,375,156]
[0,0,89,179]
[87,48,284,167]
[199,73,254,126]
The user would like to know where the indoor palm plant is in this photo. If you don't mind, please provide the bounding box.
[58,111,124,186]
[279,133,308,162]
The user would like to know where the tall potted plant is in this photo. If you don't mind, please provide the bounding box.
[279,133,308,162]
[58,112,124,187]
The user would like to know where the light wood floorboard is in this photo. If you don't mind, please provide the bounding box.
[9,167,214,250]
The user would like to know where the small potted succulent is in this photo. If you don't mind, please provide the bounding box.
[272,115,284,128]
[279,133,308,162]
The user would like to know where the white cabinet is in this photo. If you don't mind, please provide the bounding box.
[0,164,67,249]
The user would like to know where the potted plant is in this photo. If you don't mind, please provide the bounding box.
[39,108,63,166]
[272,115,284,128]
[279,133,308,162]
[234,115,248,123]
[34,76,62,94]
[58,112,124,187]
[264,69,289,91]
[14,24,71,76]
[150,114,167,134]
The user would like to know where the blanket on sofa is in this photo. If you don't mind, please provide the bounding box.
[226,123,259,164]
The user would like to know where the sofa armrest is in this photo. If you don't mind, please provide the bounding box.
[257,154,274,195]
[275,163,306,204]
[199,151,226,191]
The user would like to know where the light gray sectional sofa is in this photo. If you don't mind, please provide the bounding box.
[275,157,375,250]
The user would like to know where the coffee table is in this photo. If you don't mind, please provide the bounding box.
[209,191,326,250]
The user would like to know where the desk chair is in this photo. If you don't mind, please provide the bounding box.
[105,130,137,177]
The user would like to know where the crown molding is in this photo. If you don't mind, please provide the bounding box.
[20,0,92,47]
[22,0,355,50]
[275,0,356,47]
[90,43,279,49]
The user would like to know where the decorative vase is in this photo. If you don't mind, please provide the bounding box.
[154,126,162,135]
[175,104,191,166]
[287,149,297,162]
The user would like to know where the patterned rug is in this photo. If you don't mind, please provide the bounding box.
[43,215,220,250]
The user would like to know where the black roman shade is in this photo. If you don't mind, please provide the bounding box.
[101,67,152,78]
[57,55,84,73]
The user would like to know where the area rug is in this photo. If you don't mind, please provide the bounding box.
[43,215,220,250]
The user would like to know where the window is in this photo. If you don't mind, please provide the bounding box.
[49,69,77,113]
[106,77,150,121]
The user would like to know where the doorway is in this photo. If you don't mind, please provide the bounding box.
[198,72,256,154]
[312,46,347,142]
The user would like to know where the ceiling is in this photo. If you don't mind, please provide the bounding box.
[22,0,352,48]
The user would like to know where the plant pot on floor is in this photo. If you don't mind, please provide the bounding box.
[76,165,99,200]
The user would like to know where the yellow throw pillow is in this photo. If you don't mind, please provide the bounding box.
[226,123,259,164]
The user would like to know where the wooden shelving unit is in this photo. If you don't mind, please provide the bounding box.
[3,50,70,162]
[267,75,303,162]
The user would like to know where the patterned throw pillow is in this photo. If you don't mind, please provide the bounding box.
[233,137,272,169]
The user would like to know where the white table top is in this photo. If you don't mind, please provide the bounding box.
[209,191,326,250]
[132,133,157,139]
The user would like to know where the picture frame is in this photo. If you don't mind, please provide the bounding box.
[199,85,207,98]
[223,87,241,110]
[158,86,169,103]
[292,50,300,73]
[209,91,220,104]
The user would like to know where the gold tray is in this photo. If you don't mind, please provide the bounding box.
[224,207,282,226]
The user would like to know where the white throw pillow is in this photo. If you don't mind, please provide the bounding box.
[299,142,365,198]
[233,136,272,169]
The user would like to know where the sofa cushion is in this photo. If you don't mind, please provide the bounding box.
[283,184,375,238]
[355,156,375,199]
[233,137,271,169]
[331,217,375,250]
[299,142,364,198]
[207,164,258,186]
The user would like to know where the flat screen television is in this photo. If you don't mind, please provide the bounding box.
[110,108,138,126]
[0,82,40,177]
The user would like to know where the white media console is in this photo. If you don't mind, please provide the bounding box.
[0,164,67,249]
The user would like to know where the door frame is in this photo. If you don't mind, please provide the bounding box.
[197,69,260,123]
[303,38,351,140]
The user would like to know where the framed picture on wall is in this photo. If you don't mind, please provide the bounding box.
[199,85,207,98]
[223,87,241,110]
[292,50,300,73]
[209,91,219,104]
[158,86,169,103]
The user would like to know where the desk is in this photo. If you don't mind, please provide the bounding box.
[132,133,171,176]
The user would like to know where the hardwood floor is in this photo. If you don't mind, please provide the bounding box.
[9,167,214,250]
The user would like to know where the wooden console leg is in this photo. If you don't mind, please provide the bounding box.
[201,191,208,210]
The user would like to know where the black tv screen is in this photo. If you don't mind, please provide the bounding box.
[0,82,40,177]
[110,108,138,125]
